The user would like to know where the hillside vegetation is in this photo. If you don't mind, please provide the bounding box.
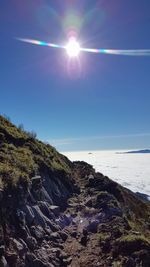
[0,115,71,189]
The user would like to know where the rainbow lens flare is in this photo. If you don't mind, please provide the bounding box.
[16,38,150,56]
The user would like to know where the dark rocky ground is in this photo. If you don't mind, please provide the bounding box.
[0,161,150,267]
[0,116,150,267]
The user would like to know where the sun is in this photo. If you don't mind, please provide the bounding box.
[66,39,80,57]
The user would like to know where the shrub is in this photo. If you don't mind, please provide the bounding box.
[98,233,110,243]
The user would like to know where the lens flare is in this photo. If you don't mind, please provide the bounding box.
[16,37,150,57]
[66,39,80,57]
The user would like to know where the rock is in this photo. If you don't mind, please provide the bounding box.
[59,251,69,260]
[26,252,37,263]
[83,228,88,236]
[23,205,35,225]
[32,205,53,228]
[106,206,122,217]
[59,231,68,241]
[32,258,53,267]
[86,220,99,233]
[0,226,4,246]
[26,236,37,249]
[63,214,72,226]
[16,209,26,226]
[38,201,55,219]
[85,199,93,207]
[80,235,88,246]
[0,245,5,257]
[71,231,77,238]
[72,220,76,226]
[10,238,25,253]
[123,257,136,267]
[62,257,72,265]
[31,176,42,187]
[31,226,45,240]
[0,256,9,267]
[0,189,4,201]
[49,221,60,232]
[6,252,18,265]
[50,232,61,242]
[49,248,61,257]
[49,206,60,216]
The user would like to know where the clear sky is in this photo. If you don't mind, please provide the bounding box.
[0,0,150,151]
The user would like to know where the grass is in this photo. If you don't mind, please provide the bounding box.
[0,115,71,188]
[117,234,150,244]
[98,233,111,243]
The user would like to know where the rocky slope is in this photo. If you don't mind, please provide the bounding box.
[0,115,150,267]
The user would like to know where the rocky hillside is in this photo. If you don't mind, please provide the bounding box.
[0,115,150,267]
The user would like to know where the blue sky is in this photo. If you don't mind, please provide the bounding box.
[0,0,150,151]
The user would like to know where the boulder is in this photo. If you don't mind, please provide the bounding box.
[0,245,5,257]
[71,231,77,238]
[26,236,37,250]
[30,226,45,240]
[0,256,9,267]
[80,235,88,246]
[50,232,61,242]
[59,231,68,241]
[86,220,99,233]
[49,205,60,216]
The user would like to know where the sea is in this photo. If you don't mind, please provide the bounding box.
[62,150,150,200]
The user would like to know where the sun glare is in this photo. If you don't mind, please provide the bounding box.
[66,39,80,57]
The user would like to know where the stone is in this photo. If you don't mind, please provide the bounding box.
[26,236,37,250]
[0,245,5,257]
[6,252,18,264]
[83,228,88,236]
[23,205,35,225]
[59,231,68,241]
[31,226,45,240]
[0,256,9,267]
[50,248,61,257]
[86,220,99,233]
[49,205,60,216]
[10,238,24,252]
[0,189,4,201]
[80,235,88,246]
[62,257,72,265]
[85,199,93,207]
[50,232,61,242]
[71,231,77,238]
[0,225,4,246]
[26,252,37,262]
[32,258,51,267]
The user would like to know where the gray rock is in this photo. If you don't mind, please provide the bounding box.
[0,189,4,201]
[31,226,45,240]
[32,259,51,267]
[80,235,88,246]
[71,231,77,238]
[59,231,68,241]
[49,248,61,257]
[85,199,93,207]
[62,257,72,265]
[32,205,49,227]
[49,205,60,216]
[49,221,60,232]
[86,220,99,233]
[0,245,5,257]
[23,205,35,225]
[50,232,61,242]
[10,238,24,252]
[26,236,37,249]
[0,256,9,267]
[26,252,37,262]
